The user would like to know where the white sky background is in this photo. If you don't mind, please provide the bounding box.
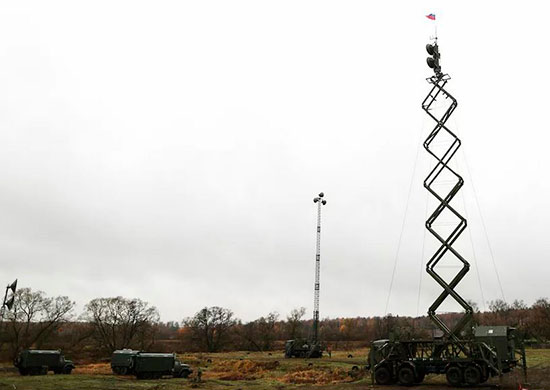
[1,1,549,322]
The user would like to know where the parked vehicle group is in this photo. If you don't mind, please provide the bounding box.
[13,348,192,380]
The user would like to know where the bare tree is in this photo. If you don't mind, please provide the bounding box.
[489,299,510,313]
[529,298,550,341]
[286,307,306,339]
[5,288,75,358]
[83,297,159,352]
[183,306,237,352]
[237,311,279,351]
[257,312,279,350]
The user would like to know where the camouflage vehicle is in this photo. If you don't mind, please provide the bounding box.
[111,349,140,375]
[134,353,192,379]
[284,339,323,358]
[368,326,526,386]
[14,349,75,376]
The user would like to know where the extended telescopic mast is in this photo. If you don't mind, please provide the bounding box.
[423,40,473,344]
[312,192,326,343]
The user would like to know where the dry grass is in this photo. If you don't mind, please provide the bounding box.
[205,359,280,380]
[279,367,353,385]
[74,363,112,375]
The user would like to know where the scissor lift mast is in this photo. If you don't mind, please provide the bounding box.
[368,40,526,387]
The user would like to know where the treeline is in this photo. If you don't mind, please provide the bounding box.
[1,287,549,362]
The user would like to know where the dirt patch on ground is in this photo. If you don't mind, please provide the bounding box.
[206,360,280,380]
[74,363,112,375]
[280,368,353,385]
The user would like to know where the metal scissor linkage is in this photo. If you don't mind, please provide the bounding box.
[422,73,473,349]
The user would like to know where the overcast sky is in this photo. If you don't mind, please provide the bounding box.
[1,1,549,323]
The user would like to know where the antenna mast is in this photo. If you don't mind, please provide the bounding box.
[423,41,473,343]
[312,192,326,343]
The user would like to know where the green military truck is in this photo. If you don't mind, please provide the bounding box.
[111,349,140,375]
[133,352,192,379]
[14,350,75,376]
[368,326,526,386]
[284,339,323,358]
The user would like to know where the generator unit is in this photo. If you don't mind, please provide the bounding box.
[284,339,323,359]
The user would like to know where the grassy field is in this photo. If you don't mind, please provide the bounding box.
[0,348,548,390]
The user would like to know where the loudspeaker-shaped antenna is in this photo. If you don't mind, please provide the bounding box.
[5,295,14,311]
[8,279,17,293]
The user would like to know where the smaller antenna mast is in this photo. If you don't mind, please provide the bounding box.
[312,192,326,343]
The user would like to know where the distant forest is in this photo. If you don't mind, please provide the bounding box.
[1,287,549,361]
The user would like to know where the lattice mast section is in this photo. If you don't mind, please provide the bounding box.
[312,192,326,343]
[422,41,473,345]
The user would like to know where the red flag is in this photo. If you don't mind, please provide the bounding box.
[426,14,436,21]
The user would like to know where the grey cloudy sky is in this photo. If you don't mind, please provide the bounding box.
[1,1,549,322]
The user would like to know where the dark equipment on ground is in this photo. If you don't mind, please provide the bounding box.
[284,193,327,359]
[284,339,323,358]
[1,279,17,321]
[111,349,140,375]
[14,349,74,376]
[133,352,192,379]
[368,41,527,387]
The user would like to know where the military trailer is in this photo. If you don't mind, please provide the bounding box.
[369,326,526,386]
[285,339,323,358]
[111,349,140,375]
[133,352,192,379]
[14,349,75,375]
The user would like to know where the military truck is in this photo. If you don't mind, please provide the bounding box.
[14,349,75,375]
[368,326,526,386]
[133,353,192,379]
[284,339,323,358]
[111,349,140,375]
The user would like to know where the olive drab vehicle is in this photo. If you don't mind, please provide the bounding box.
[133,352,192,380]
[369,326,526,386]
[284,339,323,358]
[14,350,75,375]
[111,349,140,375]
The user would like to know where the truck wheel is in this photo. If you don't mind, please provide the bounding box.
[464,365,481,386]
[19,368,28,376]
[397,366,415,386]
[180,370,190,378]
[119,367,128,375]
[445,366,463,387]
[374,366,393,385]
[414,370,426,383]
[63,366,73,375]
